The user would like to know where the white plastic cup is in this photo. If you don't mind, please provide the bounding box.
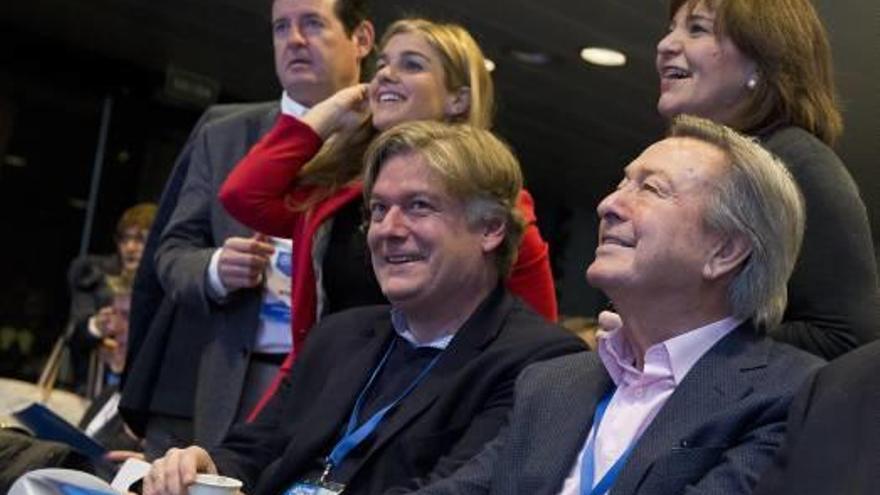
[187,474,243,495]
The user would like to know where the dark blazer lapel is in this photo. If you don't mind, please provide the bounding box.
[278,317,394,471]
[345,288,511,479]
[612,324,769,494]
[528,353,614,495]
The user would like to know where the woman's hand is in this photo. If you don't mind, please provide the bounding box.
[301,84,370,139]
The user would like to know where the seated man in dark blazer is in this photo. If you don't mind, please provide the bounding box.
[142,122,586,495]
[409,115,824,495]
[753,338,880,495]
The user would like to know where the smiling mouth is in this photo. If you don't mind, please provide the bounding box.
[600,235,634,248]
[375,90,405,103]
[660,66,692,80]
[385,254,424,264]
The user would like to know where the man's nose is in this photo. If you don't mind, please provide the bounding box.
[376,205,408,236]
[286,25,307,46]
[596,188,626,223]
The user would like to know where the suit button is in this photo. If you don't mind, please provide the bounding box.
[680,439,690,448]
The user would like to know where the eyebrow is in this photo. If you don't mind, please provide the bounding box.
[379,50,432,63]
[624,164,675,183]
[301,12,326,22]
[686,12,715,23]
[370,189,440,201]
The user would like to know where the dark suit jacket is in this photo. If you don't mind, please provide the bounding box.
[754,339,880,495]
[413,323,823,495]
[209,288,587,495]
[121,102,278,448]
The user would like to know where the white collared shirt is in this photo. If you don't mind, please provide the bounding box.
[281,91,308,118]
[390,308,455,350]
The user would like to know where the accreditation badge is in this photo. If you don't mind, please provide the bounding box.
[283,479,345,495]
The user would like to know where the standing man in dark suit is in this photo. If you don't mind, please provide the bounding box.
[753,339,880,495]
[120,0,375,459]
[142,122,586,495]
[409,115,824,495]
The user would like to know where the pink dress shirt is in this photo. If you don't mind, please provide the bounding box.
[557,317,742,495]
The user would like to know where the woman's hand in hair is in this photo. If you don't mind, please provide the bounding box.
[302,83,370,139]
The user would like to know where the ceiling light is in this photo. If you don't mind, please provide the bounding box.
[580,47,626,67]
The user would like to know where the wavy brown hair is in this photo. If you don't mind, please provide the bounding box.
[670,0,843,145]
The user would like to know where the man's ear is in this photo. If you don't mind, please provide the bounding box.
[703,233,751,280]
[479,216,507,254]
[444,86,471,121]
[352,20,375,60]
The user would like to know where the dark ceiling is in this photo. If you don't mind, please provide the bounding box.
[3,0,876,206]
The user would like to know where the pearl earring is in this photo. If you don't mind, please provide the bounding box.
[746,76,758,90]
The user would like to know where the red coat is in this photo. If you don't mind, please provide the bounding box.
[219,115,557,417]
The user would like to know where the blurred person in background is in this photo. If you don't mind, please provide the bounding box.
[77,273,145,479]
[66,202,156,397]
[1,274,142,486]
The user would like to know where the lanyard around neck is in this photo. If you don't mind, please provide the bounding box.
[324,338,442,475]
[580,387,637,495]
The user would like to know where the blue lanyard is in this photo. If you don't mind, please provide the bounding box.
[580,388,636,495]
[322,338,442,479]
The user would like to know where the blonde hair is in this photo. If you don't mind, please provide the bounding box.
[670,115,805,328]
[292,18,495,208]
[670,0,842,145]
[380,18,494,129]
[363,121,524,278]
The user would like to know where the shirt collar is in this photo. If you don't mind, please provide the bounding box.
[280,91,308,117]
[598,316,742,386]
[390,308,454,350]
